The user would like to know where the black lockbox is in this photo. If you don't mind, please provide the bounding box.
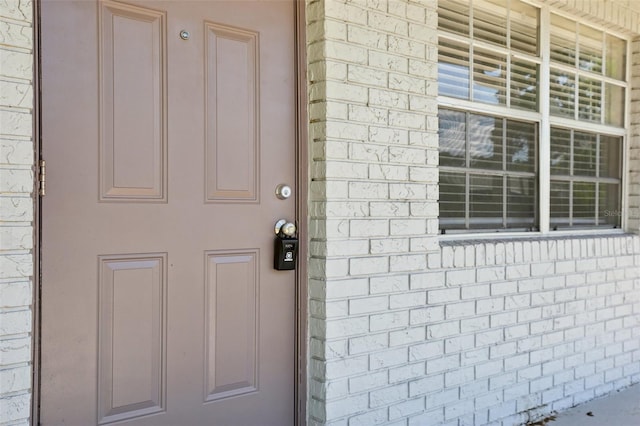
[274,237,298,270]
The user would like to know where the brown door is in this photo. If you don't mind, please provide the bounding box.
[40,1,297,424]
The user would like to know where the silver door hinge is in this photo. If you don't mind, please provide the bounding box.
[38,159,46,197]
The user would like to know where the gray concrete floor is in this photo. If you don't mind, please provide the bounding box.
[546,384,640,426]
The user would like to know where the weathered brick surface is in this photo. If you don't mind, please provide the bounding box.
[630,36,640,233]
[0,0,34,423]
[308,1,640,425]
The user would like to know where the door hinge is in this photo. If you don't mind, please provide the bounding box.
[38,159,46,197]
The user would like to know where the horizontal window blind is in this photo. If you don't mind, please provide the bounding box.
[438,0,626,233]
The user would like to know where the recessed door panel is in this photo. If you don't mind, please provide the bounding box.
[98,254,166,424]
[205,23,258,202]
[205,250,258,401]
[99,1,166,201]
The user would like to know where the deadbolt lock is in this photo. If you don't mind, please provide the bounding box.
[275,184,292,200]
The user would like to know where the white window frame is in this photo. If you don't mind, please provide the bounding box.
[437,0,631,238]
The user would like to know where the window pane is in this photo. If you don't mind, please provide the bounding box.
[511,59,538,111]
[439,109,466,167]
[599,183,621,227]
[599,136,621,178]
[579,24,603,74]
[470,174,503,228]
[550,128,571,175]
[578,76,602,123]
[551,14,576,66]
[605,83,625,127]
[439,40,470,99]
[550,180,570,227]
[550,130,622,230]
[550,69,575,117]
[469,114,502,170]
[507,176,536,228]
[474,0,507,47]
[438,0,469,37]
[573,131,597,177]
[573,182,596,224]
[606,34,626,80]
[506,120,536,173]
[473,48,506,105]
[440,171,466,229]
[510,0,538,55]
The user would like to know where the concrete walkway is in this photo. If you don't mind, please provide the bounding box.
[545,384,640,426]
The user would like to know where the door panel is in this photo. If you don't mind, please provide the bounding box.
[99,1,166,201]
[205,23,259,201]
[40,1,296,425]
[205,250,258,401]
[97,254,166,424]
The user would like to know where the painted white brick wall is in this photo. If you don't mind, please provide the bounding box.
[307,0,439,423]
[630,37,640,234]
[307,1,640,425]
[0,0,34,424]
[1,0,640,424]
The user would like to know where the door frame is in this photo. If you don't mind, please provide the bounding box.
[32,0,42,423]
[294,1,309,425]
[32,0,309,424]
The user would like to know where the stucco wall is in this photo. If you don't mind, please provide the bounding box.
[0,0,34,424]
[307,1,640,425]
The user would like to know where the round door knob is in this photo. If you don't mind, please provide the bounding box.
[275,219,296,237]
[275,184,292,200]
[281,222,296,237]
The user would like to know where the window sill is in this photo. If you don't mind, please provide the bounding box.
[439,228,630,247]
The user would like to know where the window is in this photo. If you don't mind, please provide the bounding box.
[438,0,626,233]
[549,128,622,228]
[440,110,537,230]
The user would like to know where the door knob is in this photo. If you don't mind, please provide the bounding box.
[275,219,296,237]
